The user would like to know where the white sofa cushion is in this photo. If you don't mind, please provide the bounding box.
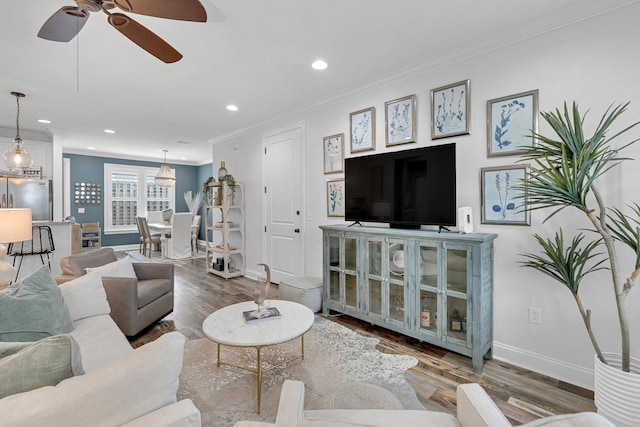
[59,272,111,322]
[85,255,137,278]
[303,410,461,427]
[69,314,132,371]
[0,331,186,427]
[521,412,615,426]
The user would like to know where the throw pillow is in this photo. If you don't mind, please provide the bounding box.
[0,332,185,427]
[85,255,136,278]
[0,266,74,342]
[59,272,111,322]
[0,334,84,399]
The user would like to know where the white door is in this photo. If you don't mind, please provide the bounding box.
[262,124,304,284]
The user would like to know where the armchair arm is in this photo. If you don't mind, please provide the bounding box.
[274,380,306,427]
[133,263,174,282]
[456,383,512,427]
[101,277,138,336]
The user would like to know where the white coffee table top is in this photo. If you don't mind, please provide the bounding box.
[202,300,315,347]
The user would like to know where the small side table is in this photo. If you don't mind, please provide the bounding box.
[202,300,314,413]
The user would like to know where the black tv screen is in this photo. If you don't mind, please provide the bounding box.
[345,143,456,228]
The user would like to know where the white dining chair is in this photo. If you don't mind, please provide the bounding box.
[147,211,164,224]
[191,214,202,255]
[164,213,193,259]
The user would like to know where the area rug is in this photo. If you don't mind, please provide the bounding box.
[177,316,422,427]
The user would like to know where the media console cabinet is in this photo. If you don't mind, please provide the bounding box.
[320,225,498,373]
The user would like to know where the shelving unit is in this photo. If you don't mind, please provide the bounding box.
[81,226,101,252]
[205,181,245,279]
[320,225,497,373]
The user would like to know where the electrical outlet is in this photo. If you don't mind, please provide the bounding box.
[529,307,542,324]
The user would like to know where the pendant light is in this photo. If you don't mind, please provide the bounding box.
[4,92,33,170]
[155,149,176,187]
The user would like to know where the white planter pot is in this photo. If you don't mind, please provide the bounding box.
[594,352,640,427]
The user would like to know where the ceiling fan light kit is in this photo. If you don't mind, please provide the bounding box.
[37,0,207,63]
[4,92,34,170]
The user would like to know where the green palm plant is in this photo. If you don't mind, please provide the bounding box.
[518,102,640,372]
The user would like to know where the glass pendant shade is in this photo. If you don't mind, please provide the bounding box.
[155,150,176,187]
[4,92,33,170]
[4,138,33,170]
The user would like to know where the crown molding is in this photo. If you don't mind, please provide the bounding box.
[209,1,639,145]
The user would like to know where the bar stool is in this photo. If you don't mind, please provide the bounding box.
[8,225,55,280]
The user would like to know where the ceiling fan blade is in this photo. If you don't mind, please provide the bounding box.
[38,6,90,42]
[108,13,182,63]
[113,0,207,22]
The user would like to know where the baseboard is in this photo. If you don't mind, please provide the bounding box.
[493,341,594,390]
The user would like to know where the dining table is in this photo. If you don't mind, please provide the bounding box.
[147,222,199,257]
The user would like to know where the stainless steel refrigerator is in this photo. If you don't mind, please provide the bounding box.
[0,177,52,221]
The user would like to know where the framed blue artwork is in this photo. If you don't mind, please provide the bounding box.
[431,80,470,139]
[323,133,344,174]
[480,165,530,225]
[350,107,375,153]
[487,89,539,157]
[326,179,345,217]
[385,94,416,146]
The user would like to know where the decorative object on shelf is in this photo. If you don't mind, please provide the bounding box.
[4,92,34,170]
[430,79,470,140]
[0,208,32,286]
[217,161,228,182]
[517,102,640,424]
[385,94,416,146]
[154,150,176,187]
[389,243,405,277]
[323,133,344,174]
[184,190,203,214]
[420,294,432,328]
[248,263,271,318]
[203,176,215,204]
[21,167,43,178]
[480,164,530,225]
[350,106,375,153]
[215,174,236,206]
[487,89,539,157]
[74,182,102,204]
[326,178,345,217]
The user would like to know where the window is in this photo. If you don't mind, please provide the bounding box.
[104,164,175,234]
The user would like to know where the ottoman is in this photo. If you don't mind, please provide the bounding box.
[279,276,323,312]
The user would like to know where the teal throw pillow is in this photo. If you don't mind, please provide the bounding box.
[0,266,74,342]
[0,334,84,398]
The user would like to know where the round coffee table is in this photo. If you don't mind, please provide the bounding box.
[202,300,314,413]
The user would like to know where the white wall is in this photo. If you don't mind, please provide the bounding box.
[211,5,640,389]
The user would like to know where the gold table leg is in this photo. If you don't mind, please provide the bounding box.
[214,333,306,414]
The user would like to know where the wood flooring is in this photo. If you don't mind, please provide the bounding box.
[128,252,596,426]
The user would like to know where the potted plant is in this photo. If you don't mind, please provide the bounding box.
[215,173,236,206]
[518,102,639,425]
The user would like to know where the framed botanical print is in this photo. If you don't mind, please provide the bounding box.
[431,79,470,139]
[350,107,375,153]
[326,178,345,217]
[323,133,344,174]
[480,165,530,225]
[487,89,539,157]
[385,94,416,146]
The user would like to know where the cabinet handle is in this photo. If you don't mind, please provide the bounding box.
[294,228,300,233]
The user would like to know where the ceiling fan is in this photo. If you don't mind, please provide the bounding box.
[37,0,207,63]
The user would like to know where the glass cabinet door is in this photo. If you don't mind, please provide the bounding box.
[387,241,405,323]
[419,244,439,334]
[327,235,340,304]
[444,246,469,343]
[367,239,383,316]
[344,236,358,309]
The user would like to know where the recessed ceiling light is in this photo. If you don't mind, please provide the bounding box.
[37,119,51,124]
[226,105,239,111]
[312,60,328,70]
[180,157,187,160]
[104,129,115,134]
[87,146,96,150]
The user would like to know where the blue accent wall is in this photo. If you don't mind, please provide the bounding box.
[65,153,211,247]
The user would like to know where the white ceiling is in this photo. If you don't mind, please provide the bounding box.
[0,0,630,165]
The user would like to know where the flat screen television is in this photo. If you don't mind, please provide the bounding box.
[345,143,456,229]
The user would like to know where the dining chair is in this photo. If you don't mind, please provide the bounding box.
[138,217,162,257]
[191,214,202,255]
[164,213,193,259]
[146,211,163,224]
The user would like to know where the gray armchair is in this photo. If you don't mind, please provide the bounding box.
[55,248,174,337]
